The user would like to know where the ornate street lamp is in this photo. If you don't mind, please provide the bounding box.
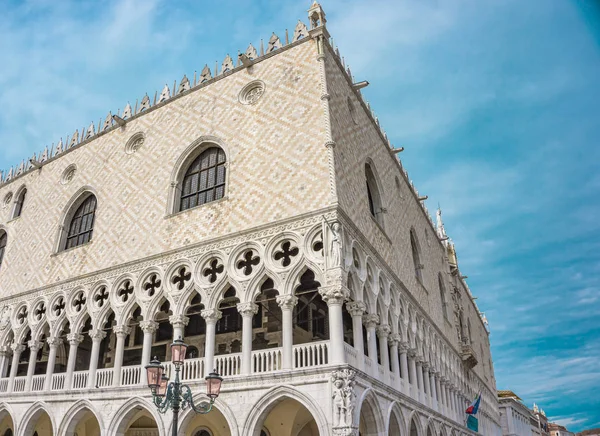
[145,338,223,436]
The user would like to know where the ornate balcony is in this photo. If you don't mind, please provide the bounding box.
[460,343,479,369]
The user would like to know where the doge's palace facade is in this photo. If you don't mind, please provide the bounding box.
[0,4,501,436]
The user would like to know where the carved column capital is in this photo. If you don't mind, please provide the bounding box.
[408,348,418,358]
[89,328,108,341]
[318,285,348,305]
[67,333,84,345]
[140,321,159,334]
[237,302,259,317]
[362,313,379,329]
[201,309,222,323]
[46,336,62,347]
[399,342,410,352]
[113,326,131,338]
[388,334,402,346]
[27,340,43,352]
[11,343,26,354]
[346,301,366,317]
[376,324,391,338]
[276,295,298,310]
[169,314,189,328]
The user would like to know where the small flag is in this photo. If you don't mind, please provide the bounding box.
[466,393,482,415]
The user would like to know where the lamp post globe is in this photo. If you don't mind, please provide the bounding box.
[144,338,223,436]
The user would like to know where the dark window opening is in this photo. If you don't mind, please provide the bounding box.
[180,147,226,211]
[65,195,97,250]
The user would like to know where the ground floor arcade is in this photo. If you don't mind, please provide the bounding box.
[0,364,489,436]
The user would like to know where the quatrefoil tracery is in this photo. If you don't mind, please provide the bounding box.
[17,306,28,325]
[144,274,162,297]
[94,286,109,308]
[273,241,299,267]
[118,281,134,303]
[172,267,192,290]
[53,298,66,317]
[73,292,86,313]
[203,259,224,284]
[34,302,46,321]
[236,250,260,276]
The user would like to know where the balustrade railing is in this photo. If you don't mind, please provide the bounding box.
[121,366,141,386]
[72,371,88,389]
[293,341,328,368]
[343,342,358,367]
[215,353,241,376]
[95,368,113,388]
[0,378,8,393]
[52,373,65,390]
[252,348,282,373]
[180,357,204,381]
[31,374,45,392]
[13,376,26,392]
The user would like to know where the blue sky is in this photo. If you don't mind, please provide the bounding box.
[1,0,599,431]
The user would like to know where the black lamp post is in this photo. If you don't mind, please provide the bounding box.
[145,338,223,436]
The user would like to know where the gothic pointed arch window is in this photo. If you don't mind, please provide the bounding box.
[0,230,7,269]
[410,229,423,283]
[365,162,384,228]
[179,147,227,212]
[64,194,97,250]
[11,187,27,219]
[438,273,448,320]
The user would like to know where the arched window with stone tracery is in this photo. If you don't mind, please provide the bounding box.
[180,147,226,211]
[0,231,7,268]
[410,229,423,283]
[64,194,97,250]
[365,162,384,228]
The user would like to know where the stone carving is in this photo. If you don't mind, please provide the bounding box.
[239,80,265,105]
[221,54,234,73]
[267,33,282,53]
[61,164,77,185]
[139,94,151,112]
[293,20,308,42]
[332,369,356,429]
[200,64,212,83]
[125,133,145,155]
[102,112,113,131]
[0,306,10,330]
[178,75,191,94]
[84,122,95,140]
[158,84,171,103]
[122,103,132,119]
[327,221,342,268]
[245,43,258,60]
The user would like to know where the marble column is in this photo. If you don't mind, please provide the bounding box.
[201,309,222,373]
[7,343,25,393]
[65,333,83,390]
[399,342,410,395]
[377,325,391,381]
[87,329,107,388]
[430,370,438,410]
[388,334,401,390]
[139,321,158,385]
[346,301,366,371]
[112,326,130,387]
[276,295,298,370]
[436,375,443,412]
[25,340,42,391]
[408,349,418,399]
[0,347,10,378]
[169,315,189,341]
[319,286,348,365]
[415,359,424,401]
[44,337,60,391]
[363,314,379,376]
[421,362,430,399]
[237,302,259,375]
